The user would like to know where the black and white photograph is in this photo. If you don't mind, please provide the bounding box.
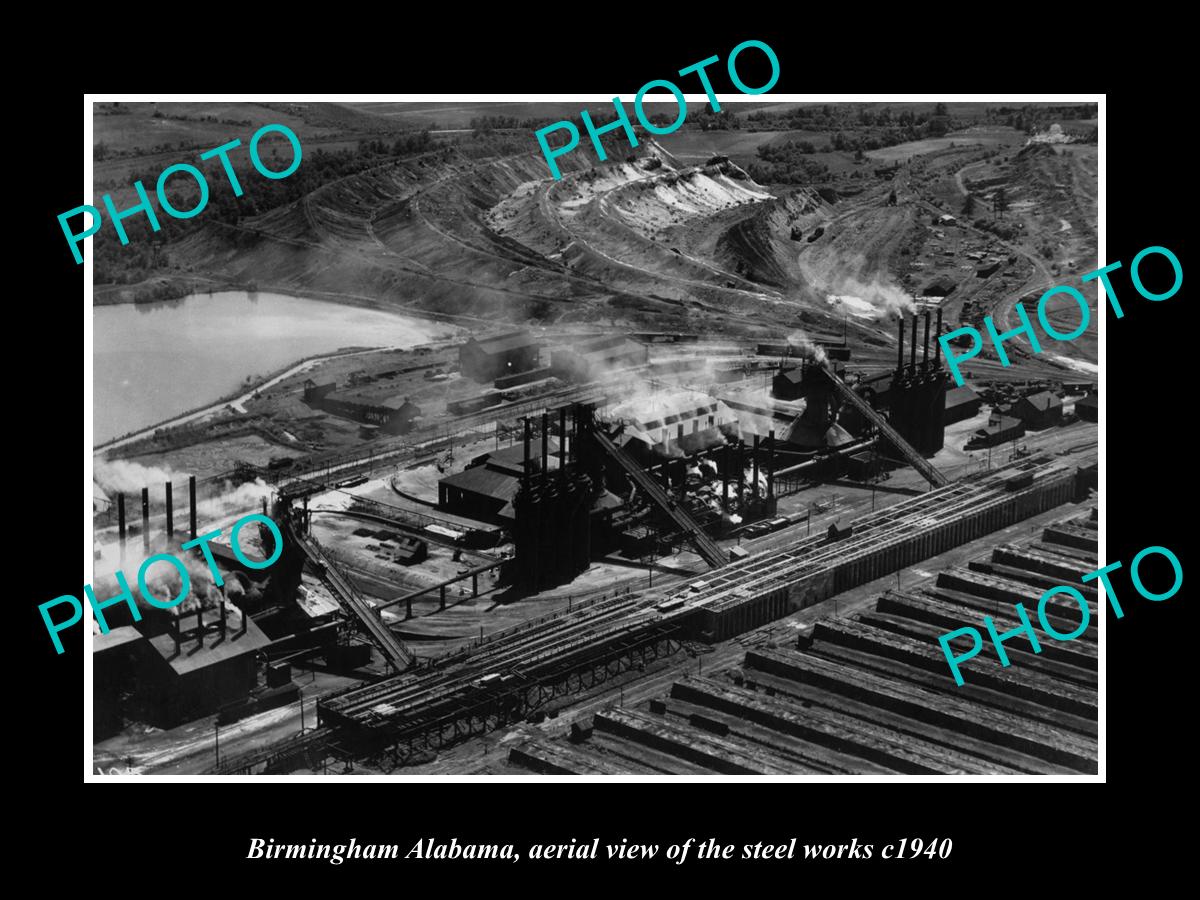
[84,95,1102,779]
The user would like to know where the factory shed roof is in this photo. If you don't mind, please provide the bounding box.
[374,396,421,412]
[573,334,631,354]
[1020,391,1062,411]
[676,428,728,455]
[148,612,272,676]
[1075,394,1098,413]
[946,385,981,407]
[471,331,540,354]
[778,367,805,385]
[440,466,520,503]
[476,440,560,475]
[981,415,1024,435]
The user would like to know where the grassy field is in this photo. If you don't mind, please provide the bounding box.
[94,102,329,156]
[865,128,1021,161]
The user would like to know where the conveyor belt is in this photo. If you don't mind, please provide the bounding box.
[819,366,948,487]
[287,519,416,671]
[591,429,726,568]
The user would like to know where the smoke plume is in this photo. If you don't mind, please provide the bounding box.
[784,329,828,365]
[94,458,183,495]
[798,252,916,322]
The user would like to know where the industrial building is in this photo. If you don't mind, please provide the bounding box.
[139,605,273,724]
[966,414,1026,449]
[1075,393,1098,422]
[208,453,1090,775]
[460,331,542,382]
[1014,390,1064,429]
[944,385,983,424]
[303,379,422,434]
[172,314,1093,778]
[438,439,559,523]
[887,311,950,456]
[772,367,807,402]
[551,335,649,382]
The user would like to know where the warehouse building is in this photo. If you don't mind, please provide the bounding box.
[303,380,422,434]
[551,335,649,382]
[944,385,983,425]
[101,603,273,727]
[439,441,559,523]
[460,331,542,383]
[772,367,807,402]
[1013,390,1063,429]
[965,415,1026,449]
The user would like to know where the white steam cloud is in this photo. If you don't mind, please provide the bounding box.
[784,330,828,365]
[94,458,183,496]
[799,252,916,322]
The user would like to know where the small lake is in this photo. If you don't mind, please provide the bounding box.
[93,291,450,444]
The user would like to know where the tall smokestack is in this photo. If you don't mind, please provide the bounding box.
[934,307,944,367]
[188,475,197,541]
[752,434,760,499]
[195,606,204,649]
[171,614,180,654]
[117,493,126,564]
[541,413,549,477]
[923,310,931,366]
[165,482,174,539]
[910,315,918,370]
[897,316,904,371]
[767,430,775,498]
[219,601,228,638]
[722,444,730,511]
[736,441,745,508]
[558,407,567,475]
[141,487,150,553]
[523,418,532,486]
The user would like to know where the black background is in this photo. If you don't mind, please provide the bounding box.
[20,21,1191,886]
